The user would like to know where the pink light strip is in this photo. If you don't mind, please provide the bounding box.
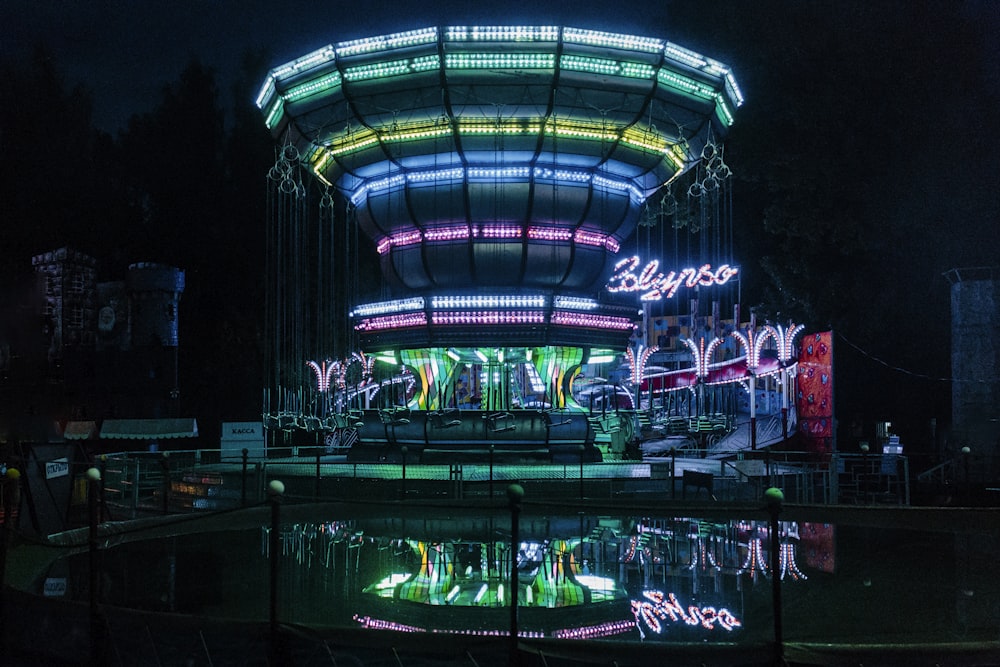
[376,224,619,254]
[355,309,636,333]
[551,312,636,330]
[355,313,428,331]
[432,311,546,325]
[424,227,470,242]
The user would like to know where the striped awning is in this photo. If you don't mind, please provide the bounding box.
[63,420,97,440]
[99,418,198,440]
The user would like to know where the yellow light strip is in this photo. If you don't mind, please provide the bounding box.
[313,117,684,156]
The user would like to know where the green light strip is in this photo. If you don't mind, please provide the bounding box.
[264,98,284,130]
[445,53,557,69]
[284,71,344,102]
[714,95,735,126]
[561,55,655,80]
[656,69,717,101]
[344,58,416,81]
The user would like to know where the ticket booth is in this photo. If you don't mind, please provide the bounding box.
[220,421,266,461]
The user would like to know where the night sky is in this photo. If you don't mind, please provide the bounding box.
[3,1,999,447]
[3,0,675,133]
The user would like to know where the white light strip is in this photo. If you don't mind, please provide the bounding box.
[350,297,425,317]
[553,295,599,310]
[564,28,663,52]
[272,45,337,81]
[336,27,438,57]
[431,295,547,309]
[445,26,560,42]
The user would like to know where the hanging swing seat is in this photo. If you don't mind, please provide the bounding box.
[430,409,462,428]
[543,410,572,428]
[379,407,411,425]
[486,412,516,433]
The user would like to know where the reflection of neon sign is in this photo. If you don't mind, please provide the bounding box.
[607,256,738,300]
[631,591,741,636]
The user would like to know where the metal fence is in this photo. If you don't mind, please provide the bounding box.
[88,448,913,522]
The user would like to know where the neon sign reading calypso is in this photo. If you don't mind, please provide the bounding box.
[607,256,738,300]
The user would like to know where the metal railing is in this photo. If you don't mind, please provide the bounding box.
[85,446,896,519]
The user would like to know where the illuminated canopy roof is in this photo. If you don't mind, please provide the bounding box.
[259,26,741,347]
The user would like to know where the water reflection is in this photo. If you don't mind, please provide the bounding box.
[258,515,824,642]
[35,506,998,649]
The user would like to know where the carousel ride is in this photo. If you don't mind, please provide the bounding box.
[256,25,805,462]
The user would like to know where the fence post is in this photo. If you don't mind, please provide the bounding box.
[507,484,524,667]
[670,448,676,500]
[159,452,170,515]
[400,446,408,501]
[268,480,285,666]
[241,448,249,507]
[315,448,322,500]
[765,487,784,666]
[0,468,21,651]
[87,467,106,666]
[961,446,971,502]
[98,455,108,521]
[489,445,495,499]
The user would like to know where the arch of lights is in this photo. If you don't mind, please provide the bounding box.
[258,26,809,455]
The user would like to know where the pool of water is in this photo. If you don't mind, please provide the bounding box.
[22,499,1000,655]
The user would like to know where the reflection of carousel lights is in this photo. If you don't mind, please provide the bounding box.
[574,575,618,602]
[631,591,741,638]
[261,521,358,565]
[737,536,768,580]
[779,542,807,581]
[688,536,721,572]
[550,619,637,639]
[370,572,412,593]
[353,615,547,637]
[623,535,639,562]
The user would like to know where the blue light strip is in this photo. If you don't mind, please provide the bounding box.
[348,166,645,207]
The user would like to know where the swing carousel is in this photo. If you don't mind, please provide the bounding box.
[256,25,802,461]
